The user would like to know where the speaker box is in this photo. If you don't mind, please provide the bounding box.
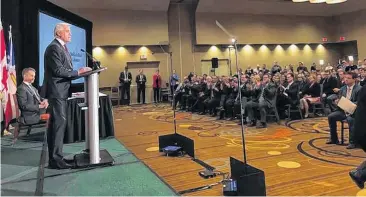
[211,58,218,68]
[230,157,266,196]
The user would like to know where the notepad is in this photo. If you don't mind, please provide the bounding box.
[337,96,357,114]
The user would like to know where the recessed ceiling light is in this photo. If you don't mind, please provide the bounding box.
[326,0,347,4]
[309,0,326,3]
[292,0,308,2]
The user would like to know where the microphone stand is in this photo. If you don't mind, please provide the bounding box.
[157,43,195,158]
[215,21,247,165]
[158,44,177,135]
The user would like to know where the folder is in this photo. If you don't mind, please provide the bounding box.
[337,96,357,114]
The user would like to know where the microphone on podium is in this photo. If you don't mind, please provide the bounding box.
[81,49,101,69]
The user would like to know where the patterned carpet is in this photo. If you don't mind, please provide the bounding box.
[114,103,366,196]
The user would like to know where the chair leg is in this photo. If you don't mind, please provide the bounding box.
[274,108,280,124]
[26,127,32,136]
[340,121,344,145]
[12,124,20,145]
[298,107,303,119]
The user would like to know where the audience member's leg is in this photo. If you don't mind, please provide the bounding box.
[303,99,309,118]
[347,116,356,149]
[327,111,346,144]
[137,86,141,103]
[258,100,269,128]
[246,101,259,126]
[142,86,146,104]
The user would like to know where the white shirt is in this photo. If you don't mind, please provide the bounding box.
[56,37,66,48]
[346,84,354,100]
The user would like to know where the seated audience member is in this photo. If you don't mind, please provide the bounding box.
[299,75,321,118]
[327,72,361,149]
[336,69,346,87]
[297,62,308,73]
[282,73,299,106]
[271,61,282,75]
[297,73,307,93]
[310,63,317,72]
[321,71,339,111]
[246,73,277,128]
[16,68,49,125]
[359,67,366,86]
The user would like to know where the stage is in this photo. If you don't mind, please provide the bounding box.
[114,103,366,196]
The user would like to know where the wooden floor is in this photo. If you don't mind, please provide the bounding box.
[113,103,365,196]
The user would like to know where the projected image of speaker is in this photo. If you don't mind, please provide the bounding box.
[211,58,218,68]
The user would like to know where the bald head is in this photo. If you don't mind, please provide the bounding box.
[54,23,71,43]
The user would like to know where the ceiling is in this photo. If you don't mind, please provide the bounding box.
[47,0,170,11]
[196,0,366,16]
[48,0,366,16]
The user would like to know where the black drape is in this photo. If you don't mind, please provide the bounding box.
[65,96,114,144]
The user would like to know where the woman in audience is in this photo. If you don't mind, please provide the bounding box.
[297,73,308,93]
[299,74,321,118]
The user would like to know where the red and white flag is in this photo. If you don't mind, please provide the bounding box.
[0,22,7,124]
[1,23,18,127]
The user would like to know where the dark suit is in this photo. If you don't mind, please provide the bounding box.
[16,82,46,125]
[328,84,361,143]
[284,81,299,106]
[135,74,147,104]
[350,85,366,187]
[119,71,132,104]
[43,39,78,164]
[246,82,277,123]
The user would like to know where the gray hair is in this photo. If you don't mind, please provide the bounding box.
[54,23,70,37]
[22,67,36,77]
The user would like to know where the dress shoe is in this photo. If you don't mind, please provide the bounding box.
[349,170,365,189]
[247,121,256,127]
[347,144,357,149]
[49,159,73,169]
[256,122,267,129]
[63,158,75,164]
[326,140,339,145]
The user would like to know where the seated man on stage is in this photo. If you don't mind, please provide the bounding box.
[327,72,361,149]
[16,68,49,125]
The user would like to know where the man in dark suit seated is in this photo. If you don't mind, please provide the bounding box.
[16,68,49,125]
[321,71,339,111]
[246,74,277,128]
[327,72,361,149]
[282,73,299,106]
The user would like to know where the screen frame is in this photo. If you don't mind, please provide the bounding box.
[38,10,87,85]
[37,0,92,89]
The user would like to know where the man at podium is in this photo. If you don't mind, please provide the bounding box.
[43,23,91,169]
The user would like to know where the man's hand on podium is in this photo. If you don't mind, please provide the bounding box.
[78,67,92,75]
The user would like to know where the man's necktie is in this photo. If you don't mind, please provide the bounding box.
[64,45,69,53]
[346,87,352,100]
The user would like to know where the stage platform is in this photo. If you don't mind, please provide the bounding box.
[114,103,366,196]
[1,129,176,196]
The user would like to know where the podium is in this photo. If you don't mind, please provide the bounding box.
[73,67,114,168]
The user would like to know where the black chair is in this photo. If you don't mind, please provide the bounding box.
[12,114,49,145]
[285,86,303,120]
[339,119,348,145]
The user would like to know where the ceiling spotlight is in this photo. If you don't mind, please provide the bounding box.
[309,0,326,3]
[231,38,237,44]
[326,0,347,4]
[292,0,308,2]
[228,45,234,48]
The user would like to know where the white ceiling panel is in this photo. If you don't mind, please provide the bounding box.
[48,0,170,11]
[196,0,366,16]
